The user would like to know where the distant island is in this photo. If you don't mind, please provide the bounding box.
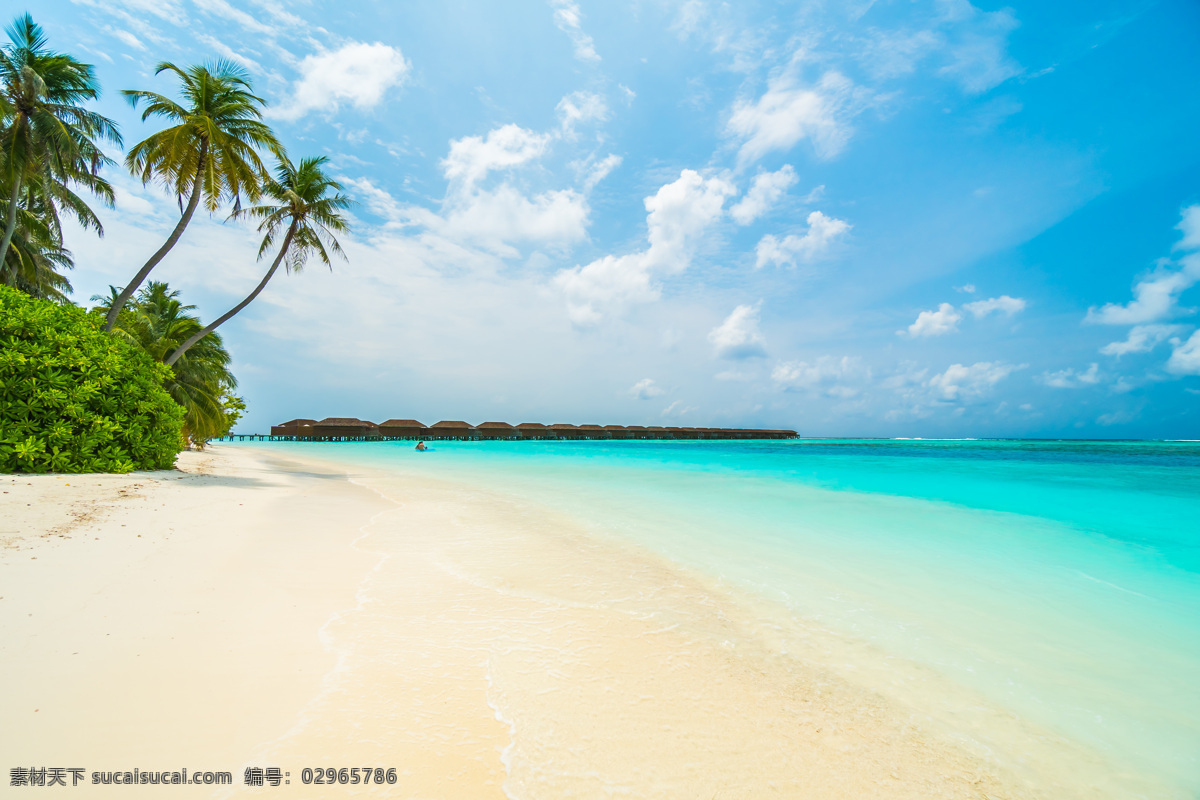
[245,418,798,440]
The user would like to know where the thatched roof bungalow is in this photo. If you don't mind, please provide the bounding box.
[576,424,608,439]
[429,420,477,439]
[603,425,631,440]
[549,423,582,440]
[625,425,649,439]
[379,419,427,439]
[476,421,518,440]
[312,418,378,439]
[271,418,316,437]
[645,426,672,439]
[516,423,549,439]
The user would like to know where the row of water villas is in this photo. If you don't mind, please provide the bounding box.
[262,418,798,441]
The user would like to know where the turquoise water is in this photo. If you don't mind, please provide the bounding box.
[245,438,1200,792]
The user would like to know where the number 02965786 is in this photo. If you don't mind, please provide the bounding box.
[300,767,396,785]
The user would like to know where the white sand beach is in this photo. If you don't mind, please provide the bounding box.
[0,445,1166,798]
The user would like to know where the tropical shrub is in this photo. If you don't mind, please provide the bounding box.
[0,285,184,473]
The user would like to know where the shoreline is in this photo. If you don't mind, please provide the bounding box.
[0,444,1175,797]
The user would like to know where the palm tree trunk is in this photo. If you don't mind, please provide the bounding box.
[165,223,296,367]
[104,143,208,332]
[0,175,24,276]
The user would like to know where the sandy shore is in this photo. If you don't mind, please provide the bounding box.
[0,445,1145,798]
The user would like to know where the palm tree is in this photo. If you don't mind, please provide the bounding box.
[0,13,120,267]
[164,155,350,367]
[95,282,238,445]
[1,198,74,301]
[104,60,283,332]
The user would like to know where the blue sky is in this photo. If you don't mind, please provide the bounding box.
[36,0,1200,436]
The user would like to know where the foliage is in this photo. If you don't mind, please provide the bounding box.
[166,154,351,366]
[0,285,184,473]
[123,60,282,213]
[0,13,119,270]
[94,282,240,447]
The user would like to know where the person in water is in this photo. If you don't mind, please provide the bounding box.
[415,442,427,451]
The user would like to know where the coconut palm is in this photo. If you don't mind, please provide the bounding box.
[1,198,73,301]
[104,60,283,332]
[164,155,350,367]
[95,282,239,445]
[0,13,119,267]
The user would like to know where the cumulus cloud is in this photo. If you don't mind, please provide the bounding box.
[772,355,870,397]
[554,169,735,324]
[1040,363,1101,389]
[629,378,665,399]
[1100,324,1187,357]
[550,0,600,62]
[1087,205,1200,326]
[1085,259,1200,325]
[442,124,552,192]
[557,91,609,136]
[274,41,410,121]
[964,294,1025,317]
[754,211,850,268]
[730,165,797,225]
[1167,330,1200,375]
[928,361,1022,401]
[902,302,962,337]
[709,304,767,359]
[727,69,869,163]
[440,185,589,249]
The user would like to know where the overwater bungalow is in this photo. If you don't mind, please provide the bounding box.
[271,418,316,437]
[428,420,477,440]
[576,424,608,439]
[379,419,427,439]
[603,425,631,440]
[625,425,649,439]
[312,418,378,439]
[476,421,518,439]
[549,423,582,440]
[516,423,549,439]
[646,426,672,439]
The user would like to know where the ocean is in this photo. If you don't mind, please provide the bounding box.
[243,438,1200,795]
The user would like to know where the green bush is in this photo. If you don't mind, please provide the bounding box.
[0,286,185,473]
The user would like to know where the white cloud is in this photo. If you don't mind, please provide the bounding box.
[956,284,977,293]
[1100,324,1187,357]
[727,69,869,163]
[754,211,851,268]
[1087,206,1200,325]
[936,0,1022,93]
[964,294,1025,317]
[1166,330,1200,376]
[772,356,870,397]
[902,302,962,337]
[580,154,622,192]
[440,185,589,250]
[1040,363,1101,389]
[928,361,1022,401]
[1178,205,1200,251]
[730,165,797,225]
[274,42,410,121]
[554,169,735,324]
[557,91,609,136]
[629,378,665,399]
[550,0,600,62]
[1085,257,1200,325]
[708,303,767,359]
[442,124,552,192]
